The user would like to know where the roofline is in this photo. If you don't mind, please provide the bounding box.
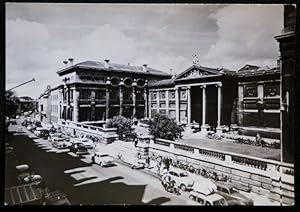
[175,74,223,82]
[57,62,172,78]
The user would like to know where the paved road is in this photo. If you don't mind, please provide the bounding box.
[6,124,197,205]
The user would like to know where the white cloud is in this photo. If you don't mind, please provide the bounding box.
[202,5,283,70]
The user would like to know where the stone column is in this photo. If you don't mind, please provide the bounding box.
[216,83,223,134]
[187,86,191,125]
[144,87,148,118]
[105,77,111,120]
[132,86,136,118]
[201,85,208,131]
[119,86,123,116]
[148,91,152,119]
[73,89,79,122]
[175,87,180,123]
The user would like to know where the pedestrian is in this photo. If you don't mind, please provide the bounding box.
[73,129,76,136]
[134,138,138,147]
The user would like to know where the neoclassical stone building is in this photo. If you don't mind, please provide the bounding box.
[38,59,171,123]
[148,63,280,136]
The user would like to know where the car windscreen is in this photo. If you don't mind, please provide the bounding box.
[213,199,226,206]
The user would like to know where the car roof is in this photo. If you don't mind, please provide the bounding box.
[190,191,225,201]
[216,181,235,189]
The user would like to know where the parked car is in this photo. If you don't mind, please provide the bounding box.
[16,164,42,185]
[27,124,36,132]
[81,138,95,149]
[43,190,71,205]
[69,143,89,155]
[189,190,228,206]
[215,181,254,205]
[71,137,94,149]
[91,152,114,167]
[52,137,67,149]
[164,169,194,191]
[48,133,63,142]
[131,159,148,169]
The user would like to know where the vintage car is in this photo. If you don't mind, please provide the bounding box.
[52,137,67,149]
[91,152,114,167]
[131,159,148,169]
[16,164,42,185]
[189,190,228,206]
[164,169,194,191]
[69,143,89,155]
[215,181,254,205]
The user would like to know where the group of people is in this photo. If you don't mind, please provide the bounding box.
[161,174,180,195]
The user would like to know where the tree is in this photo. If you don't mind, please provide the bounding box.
[5,90,19,117]
[149,113,184,141]
[106,115,134,140]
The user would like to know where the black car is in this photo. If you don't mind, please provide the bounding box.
[69,143,88,155]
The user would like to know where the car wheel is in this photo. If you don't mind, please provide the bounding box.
[99,162,102,167]
[91,157,95,163]
[180,184,187,191]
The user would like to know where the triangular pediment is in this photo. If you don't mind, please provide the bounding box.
[175,65,220,80]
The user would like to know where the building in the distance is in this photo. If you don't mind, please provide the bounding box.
[16,96,35,115]
[38,59,171,124]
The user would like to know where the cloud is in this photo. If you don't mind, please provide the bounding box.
[201,5,283,70]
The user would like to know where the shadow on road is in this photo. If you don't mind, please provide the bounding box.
[6,133,173,205]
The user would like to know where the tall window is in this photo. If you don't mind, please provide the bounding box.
[79,90,91,100]
[95,90,106,100]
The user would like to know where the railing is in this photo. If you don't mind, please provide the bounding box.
[199,149,225,161]
[174,143,194,153]
[150,138,294,178]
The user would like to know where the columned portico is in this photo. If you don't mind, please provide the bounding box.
[173,81,222,131]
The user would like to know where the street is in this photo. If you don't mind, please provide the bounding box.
[6,124,196,205]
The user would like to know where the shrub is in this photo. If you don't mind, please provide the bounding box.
[106,115,134,140]
[149,113,184,141]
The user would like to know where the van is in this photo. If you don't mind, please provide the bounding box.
[189,190,227,206]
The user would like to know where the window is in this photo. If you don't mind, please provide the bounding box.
[264,83,280,97]
[159,102,166,108]
[69,91,73,100]
[79,90,91,100]
[151,103,157,108]
[180,90,187,99]
[95,90,106,100]
[159,91,166,99]
[169,102,176,108]
[136,89,144,100]
[151,92,157,100]
[244,85,258,98]
[168,90,175,99]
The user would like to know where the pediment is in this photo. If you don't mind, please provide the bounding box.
[175,66,219,80]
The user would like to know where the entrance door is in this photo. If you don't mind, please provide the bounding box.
[191,86,202,125]
[206,85,217,129]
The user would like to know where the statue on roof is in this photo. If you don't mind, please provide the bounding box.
[192,54,200,66]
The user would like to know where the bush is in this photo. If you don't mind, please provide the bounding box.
[106,115,134,140]
[149,113,184,141]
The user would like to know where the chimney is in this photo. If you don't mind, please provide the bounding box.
[68,58,74,65]
[142,64,148,72]
[104,59,110,68]
[63,60,68,67]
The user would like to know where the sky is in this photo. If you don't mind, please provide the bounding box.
[6,3,283,99]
